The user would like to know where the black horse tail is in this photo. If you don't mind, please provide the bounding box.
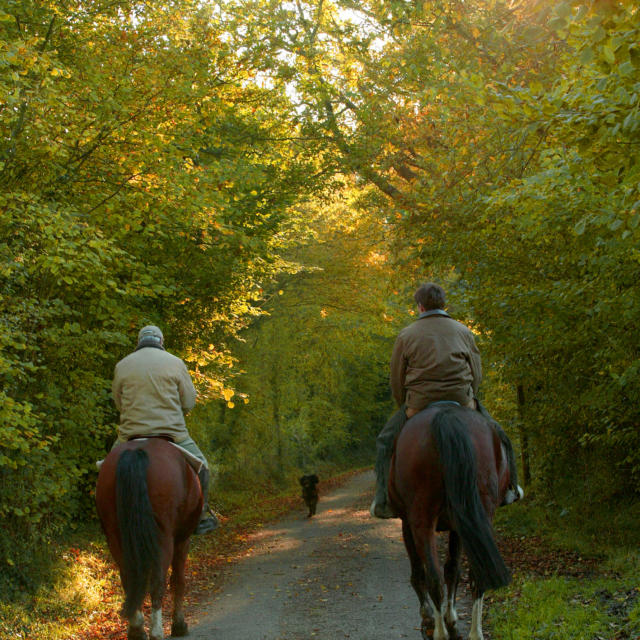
[116,448,161,619]
[432,408,511,593]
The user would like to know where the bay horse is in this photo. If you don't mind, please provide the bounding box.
[95,438,202,640]
[388,404,512,640]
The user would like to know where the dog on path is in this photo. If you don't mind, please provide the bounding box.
[299,474,319,517]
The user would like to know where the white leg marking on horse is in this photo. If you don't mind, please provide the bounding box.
[150,607,163,639]
[433,607,449,640]
[426,595,449,640]
[468,595,484,640]
[132,610,144,627]
[129,610,145,636]
[420,593,436,618]
[445,587,458,627]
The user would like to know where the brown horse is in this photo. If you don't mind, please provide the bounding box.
[95,438,202,640]
[388,404,512,640]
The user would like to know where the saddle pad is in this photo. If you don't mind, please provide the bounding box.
[169,441,204,474]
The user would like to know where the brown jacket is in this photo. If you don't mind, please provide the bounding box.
[390,312,482,411]
[112,347,197,442]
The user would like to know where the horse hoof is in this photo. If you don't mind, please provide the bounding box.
[420,625,433,640]
[446,626,462,640]
[420,618,436,640]
[128,630,148,640]
[445,616,459,635]
[171,620,189,637]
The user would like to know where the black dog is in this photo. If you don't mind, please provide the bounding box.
[299,474,319,517]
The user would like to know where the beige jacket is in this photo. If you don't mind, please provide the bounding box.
[112,347,197,442]
[390,312,482,411]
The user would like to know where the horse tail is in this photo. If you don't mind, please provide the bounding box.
[116,448,161,619]
[432,408,511,592]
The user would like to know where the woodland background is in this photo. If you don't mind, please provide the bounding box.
[1,0,639,610]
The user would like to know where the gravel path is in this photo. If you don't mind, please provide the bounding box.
[187,470,473,640]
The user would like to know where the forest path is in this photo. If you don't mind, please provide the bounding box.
[187,470,474,640]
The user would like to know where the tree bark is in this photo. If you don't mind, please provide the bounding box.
[516,384,531,485]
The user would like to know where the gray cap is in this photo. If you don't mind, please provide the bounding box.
[137,325,164,347]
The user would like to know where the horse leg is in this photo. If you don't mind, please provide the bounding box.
[409,521,448,640]
[149,550,171,640]
[170,539,190,637]
[411,525,448,640]
[444,530,462,632]
[424,534,448,640]
[468,586,485,640]
[120,569,147,640]
[149,606,163,640]
[401,519,433,630]
[127,610,147,640]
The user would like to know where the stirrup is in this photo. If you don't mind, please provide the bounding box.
[501,484,524,506]
[370,498,397,519]
[194,513,218,535]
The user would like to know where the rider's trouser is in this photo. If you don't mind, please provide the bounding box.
[374,406,408,507]
[475,400,519,491]
[173,436,212,515]
[172,435,209,470]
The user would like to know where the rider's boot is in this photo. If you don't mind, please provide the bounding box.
[370,455,397,519]
[194,466,219,535]
[476,400,524,505]
[370,407,407,519]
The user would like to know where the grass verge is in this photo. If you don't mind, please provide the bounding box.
[485,497,640,640]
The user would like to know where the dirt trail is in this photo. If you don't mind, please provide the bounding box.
[187,470,473,640]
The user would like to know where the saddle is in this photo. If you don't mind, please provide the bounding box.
[427,400,460,409]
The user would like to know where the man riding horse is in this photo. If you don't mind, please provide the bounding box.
[111,325,218,535]
[371,283,522,519]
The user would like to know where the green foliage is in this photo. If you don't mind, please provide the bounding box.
[257,0,640,499]
[2,0,639,606]
[466,0,640,493]
[199,184,397,484]
[0,0,324,585]
[489,496,640,639]
[488,571,640,640]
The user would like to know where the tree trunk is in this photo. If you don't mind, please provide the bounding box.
[271,365,284,477]
[516,384,531,486]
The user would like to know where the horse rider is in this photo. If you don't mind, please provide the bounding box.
[111,325,218,535]
[371,283,522,519]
